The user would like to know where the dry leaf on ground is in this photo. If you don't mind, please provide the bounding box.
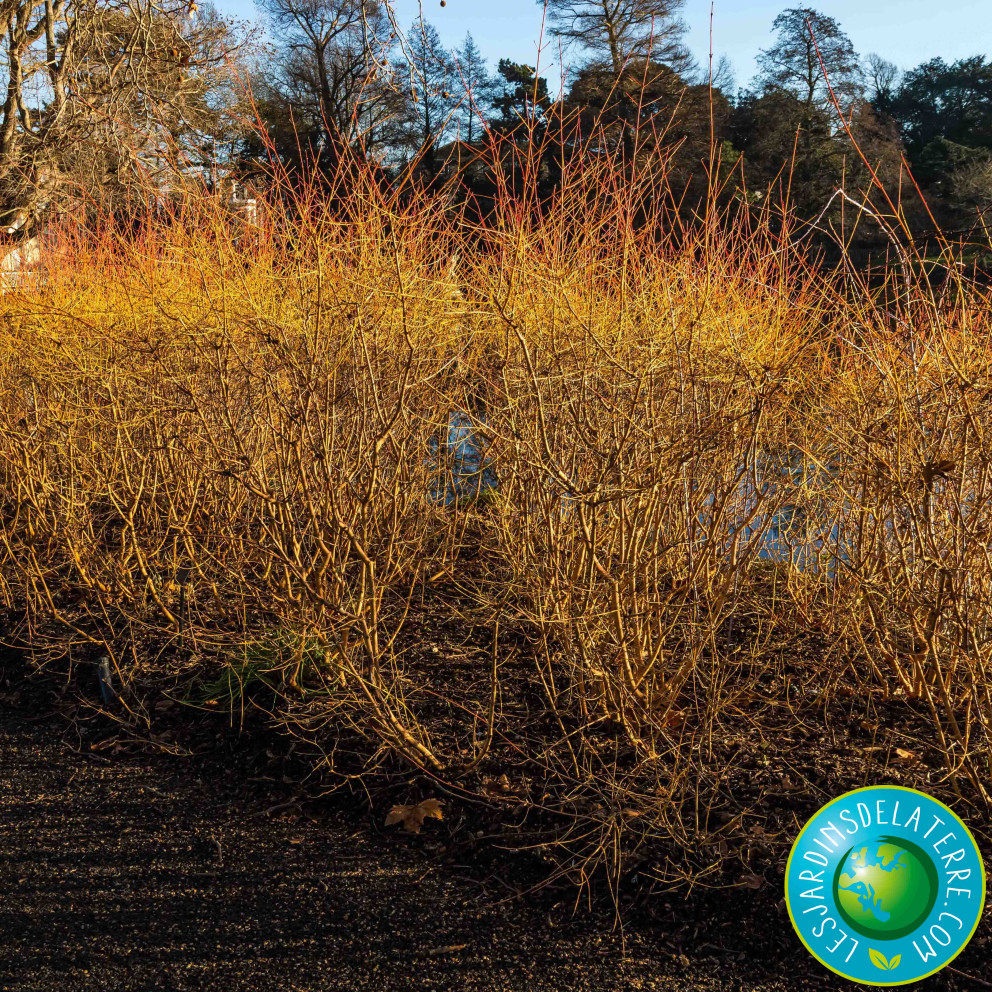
[384,798,444,834]
[893,747,918,765]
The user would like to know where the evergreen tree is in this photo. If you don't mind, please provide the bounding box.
[452,33,498,144]
[401,19,458,170]
[890,56,992,157]
[492,60,551,134]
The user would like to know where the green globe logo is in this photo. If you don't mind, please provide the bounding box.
[832,836,939,940]
[787,787,986,984]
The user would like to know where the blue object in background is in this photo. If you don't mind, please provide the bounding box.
[97,657,117,706]
[427,409,499,506]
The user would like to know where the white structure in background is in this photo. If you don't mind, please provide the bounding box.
[1,235,41,291]
[228,182,258,225]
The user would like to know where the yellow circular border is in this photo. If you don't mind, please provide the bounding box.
[784,785,987,986]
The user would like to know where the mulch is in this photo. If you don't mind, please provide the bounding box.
[0,651,989,992]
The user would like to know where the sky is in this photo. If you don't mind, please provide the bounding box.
[221,0,992,92]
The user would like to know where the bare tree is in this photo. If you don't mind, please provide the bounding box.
[0,0,248,231]
[258,0,399,150]
[756,7,861,115]
[864,52,900,114]
[541,0,691,77]
[542,0,690,164]
[711,54,735,95]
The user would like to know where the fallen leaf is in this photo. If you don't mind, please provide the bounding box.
[740,873,765,890]
[385,798,444,834]
[893,747,918,765]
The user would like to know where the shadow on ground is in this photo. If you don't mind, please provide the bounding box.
[0,660,987,992]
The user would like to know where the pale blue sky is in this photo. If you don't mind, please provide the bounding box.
[224,0,991,91]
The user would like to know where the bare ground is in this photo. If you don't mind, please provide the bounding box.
[1,656,989,992]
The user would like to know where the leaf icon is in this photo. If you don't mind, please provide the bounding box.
[889,955,901,970]
[869,948,891,970]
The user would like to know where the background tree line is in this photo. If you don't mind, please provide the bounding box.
[244,0,991,269]
[1,0,990,270]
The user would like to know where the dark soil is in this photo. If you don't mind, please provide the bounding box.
[1,656,990,992]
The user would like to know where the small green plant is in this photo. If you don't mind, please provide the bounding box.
[187,630,336,711]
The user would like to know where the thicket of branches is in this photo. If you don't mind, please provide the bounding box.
[1,0,991,900]
[2,134,991,896]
